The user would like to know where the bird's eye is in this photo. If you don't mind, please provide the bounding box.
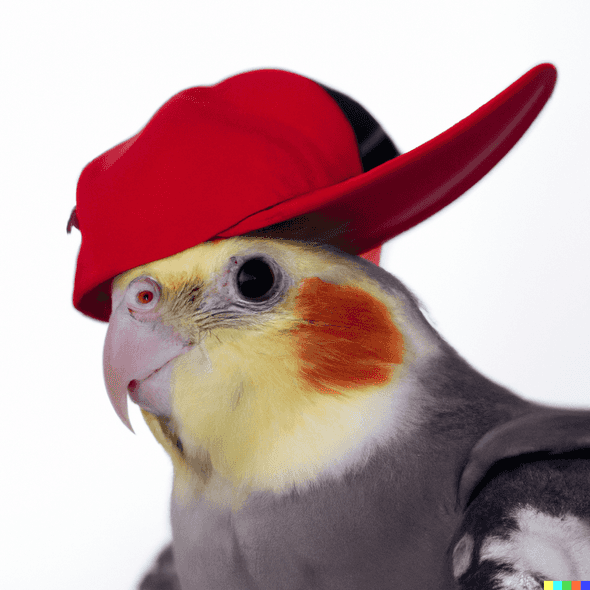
[137,290,154,304]
[127,277,160,312]
[236,258,275,301]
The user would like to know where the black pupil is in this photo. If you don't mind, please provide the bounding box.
[237,259,275,300]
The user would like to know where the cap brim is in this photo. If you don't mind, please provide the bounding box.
[222,63,557,254]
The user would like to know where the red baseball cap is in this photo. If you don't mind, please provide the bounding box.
[69,64,556,322]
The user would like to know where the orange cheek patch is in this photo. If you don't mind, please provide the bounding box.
[292,277,404,393]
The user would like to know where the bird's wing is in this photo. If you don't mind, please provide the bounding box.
[138,544,182,590]
[454,409,590,588]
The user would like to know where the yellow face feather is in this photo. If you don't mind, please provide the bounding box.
[113,237,439,503]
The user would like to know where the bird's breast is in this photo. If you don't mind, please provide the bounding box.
[170,447,459,590]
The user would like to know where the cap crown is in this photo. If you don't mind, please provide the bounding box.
[74,70,364,320]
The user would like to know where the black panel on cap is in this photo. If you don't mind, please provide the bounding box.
[320,84,401,172]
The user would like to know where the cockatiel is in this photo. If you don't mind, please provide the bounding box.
[68,65,590,589]
[105,237,590,590]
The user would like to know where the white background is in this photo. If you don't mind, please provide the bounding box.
[2,2,589,589]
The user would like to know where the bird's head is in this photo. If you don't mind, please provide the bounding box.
[104,237,441,498]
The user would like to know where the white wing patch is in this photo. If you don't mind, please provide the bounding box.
[480,506,590,582]
[490,570,545,590]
